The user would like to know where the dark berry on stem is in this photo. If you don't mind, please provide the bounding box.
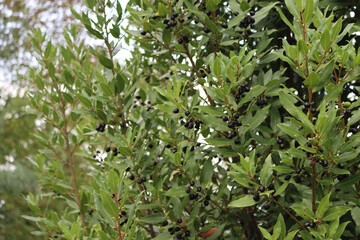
[337,163,344,169]
[259,186,265,192]
[253,193,260,201]
[173,108,179,113]
[228,122,235,128]
[284,175,291,181]
[294,100,302,106]
[221,22,228,28]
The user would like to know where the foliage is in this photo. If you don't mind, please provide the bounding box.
[0,1,83,239]
[25,0,360,239]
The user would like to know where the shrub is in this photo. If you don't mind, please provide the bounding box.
[25,0,360,239]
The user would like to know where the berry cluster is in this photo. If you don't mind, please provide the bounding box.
[166,218,191,239]
[239,11,255,29]
[163,12,181,29]
[235,83,250,102]
[255,95,270,107]
[96,122,106,132]
[185,181,211,207]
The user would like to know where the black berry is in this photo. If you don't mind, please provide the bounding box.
[221,22,228,28]
[337,163,344,169]
[253,193,260,201]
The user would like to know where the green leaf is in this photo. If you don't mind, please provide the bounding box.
[331,17,342,41]
[205,0,219,12]
[107,170,119,193]
[62,92,74,104]
[100,82,113,96]
[297,39,308,56]
[98,54,114,69]
[77,94,92,108]
[274,181,289,196]
[228,195,257,208]
[84,24,104,39]
[258,226,272,240]
[246,105,270,131]
[162,28,171,45]
[35,76,44,90]
[335,174,360,188]
[273,214,286,240]
[153,232,173,240]
[139,213,166,224]
[158,3,169,17]
[348,109,360,126]
[278,123,307,145]
[279,90,315,132]
[253,2,279,24]
[291,206,314,221]
[316,193,330,219]
[99,231,112,240]
[279,90,299,117]
[276,7,299,35]
[214,56,222,77]
[323,206,350,221]
[351,207,360,227]
[284,230,299,240]
[260,154,273,187]
[205,138,233,146]
[115,73,126,93]
[285,0,300,19]
[200,158,214,185]
[228,12,246,28]
[154,87,175,102]
[116,0,123,20]
[302,0,314,25]
[304,72,320,91]
[205,16,218,33]
[320,29,330,50]
[100,190,119,218]
[238,86,267,108]
[117,146,132,156]
[165,186,188,198]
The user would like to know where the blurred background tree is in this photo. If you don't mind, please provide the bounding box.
[0,1,83,239]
